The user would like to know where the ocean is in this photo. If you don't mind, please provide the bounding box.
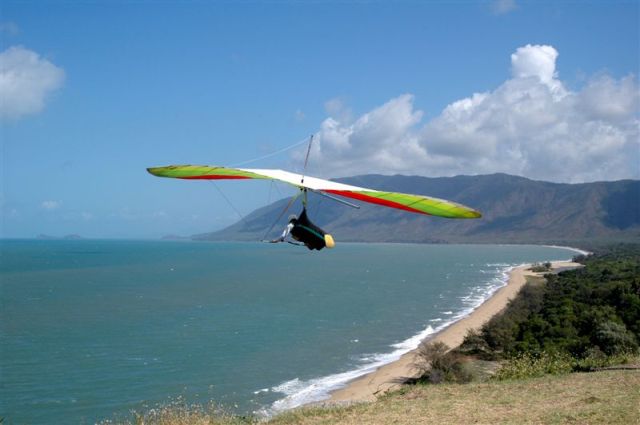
[0,240,580,424]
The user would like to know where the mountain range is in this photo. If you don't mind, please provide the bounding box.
[193,173,640,245]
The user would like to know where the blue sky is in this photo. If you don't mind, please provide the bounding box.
[1,1,639,238]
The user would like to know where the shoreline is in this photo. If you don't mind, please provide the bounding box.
[326,259,583,403]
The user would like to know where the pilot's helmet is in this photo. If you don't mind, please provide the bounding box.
[288,214,297,222]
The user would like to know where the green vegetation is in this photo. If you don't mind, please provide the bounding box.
[409,244,640,386]
[491,351,638,380]
[460,245,640,370]
[411,341,475,384]
[529,261,552,272]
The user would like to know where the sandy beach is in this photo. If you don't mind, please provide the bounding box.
[329,260,583,403]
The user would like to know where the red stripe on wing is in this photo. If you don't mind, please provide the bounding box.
[324,190,430,215]
[180,176,253,180]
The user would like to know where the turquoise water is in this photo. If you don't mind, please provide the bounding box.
[0,240,579,424]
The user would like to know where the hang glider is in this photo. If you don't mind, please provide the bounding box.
[146,165,482,219]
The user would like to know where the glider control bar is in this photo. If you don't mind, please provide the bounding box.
[311,189,360,209]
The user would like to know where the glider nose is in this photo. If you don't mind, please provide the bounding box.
[324,234,335,249]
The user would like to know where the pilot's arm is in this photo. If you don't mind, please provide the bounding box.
[272,222,294,243]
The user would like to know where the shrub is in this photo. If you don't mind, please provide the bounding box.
[459,329,492,358]
[594,320,639,355]
[413,341,474,384]
[494,348,639,379]
[570,346,638,371]
[492,351,574,380]
[529,262,552,273]
[98,398,253,425]
[481,282,546,355]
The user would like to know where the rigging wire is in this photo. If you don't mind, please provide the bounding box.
[300,135,314,185]
[300,135,314,208]
[261,191,302,242]
[272,181,284,199]
[209,181,249,228]
[267,180,274,205]
[230,137,310,168]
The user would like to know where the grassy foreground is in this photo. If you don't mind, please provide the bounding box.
[270,370,639,425]
[115,369,639,425]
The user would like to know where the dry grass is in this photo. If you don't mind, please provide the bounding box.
[269,370,640,425]
[99,399,251,425]
[102,370,639,425]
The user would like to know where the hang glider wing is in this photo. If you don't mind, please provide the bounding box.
[147,165,481,219]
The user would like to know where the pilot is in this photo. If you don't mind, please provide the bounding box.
[272,208,335,250]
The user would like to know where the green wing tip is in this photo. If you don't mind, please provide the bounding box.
[464,209,482,219]
[455,208,481,219]
[147,167,166,176]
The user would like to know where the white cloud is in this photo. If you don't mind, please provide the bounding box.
[491,0,517,15]
[510,44,559,87]
[578,74,639,122]
[41,200,62,210]
[0,46,65,120]
[304,45,639,183]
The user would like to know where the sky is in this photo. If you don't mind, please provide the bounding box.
[1,0,639,238]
